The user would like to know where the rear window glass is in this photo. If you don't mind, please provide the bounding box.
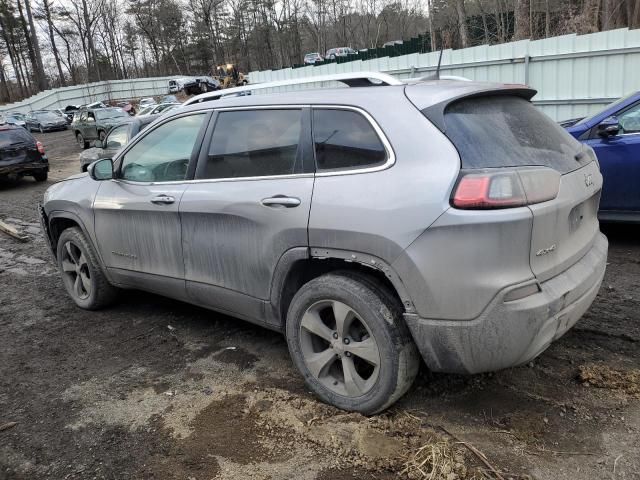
[0,128,34,147]
[313,109,386,171]
[440,96,585,173]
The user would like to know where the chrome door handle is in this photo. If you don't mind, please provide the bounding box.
[150,194,175,205]
[261,196,301,208]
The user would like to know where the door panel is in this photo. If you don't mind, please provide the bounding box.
[180,177,314,300]
[94,181,187,279]
[586,134,640,211]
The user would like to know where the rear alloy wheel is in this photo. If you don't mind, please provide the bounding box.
[286,272,420,414]
[76,132,89,149]
[56,227,117,310]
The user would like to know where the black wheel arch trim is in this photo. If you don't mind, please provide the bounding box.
[309,247,416,314]
[45,210,112,282]
[268,246,416,330]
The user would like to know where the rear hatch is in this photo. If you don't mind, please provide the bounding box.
[416,91,602,283]
[0,128,41,167]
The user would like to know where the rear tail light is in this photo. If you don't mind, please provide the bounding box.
[36,141,45,154]
[452,167,560,209]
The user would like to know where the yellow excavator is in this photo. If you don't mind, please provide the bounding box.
[214,64,249,89]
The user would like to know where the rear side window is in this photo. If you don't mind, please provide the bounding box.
[440,96,584,173]
[0,128,34,147]
[312,109,386,171]
[200,109,302,179]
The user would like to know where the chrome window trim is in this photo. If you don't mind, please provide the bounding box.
[115,104,395,185]
[311,105,396,177]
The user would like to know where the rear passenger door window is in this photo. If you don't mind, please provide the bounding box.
[312,108,387,171]
[198,109,304,179]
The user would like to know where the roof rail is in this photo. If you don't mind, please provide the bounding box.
[183,71,403,106]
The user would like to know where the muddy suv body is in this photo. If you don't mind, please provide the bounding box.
[40,76,608,413]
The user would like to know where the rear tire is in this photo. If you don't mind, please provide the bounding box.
[33,170,47,182]
[76,132,89,149]
[56,227,117,310]
[286,272,419,414]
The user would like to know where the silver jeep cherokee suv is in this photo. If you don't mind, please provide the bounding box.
[40,73,608,414]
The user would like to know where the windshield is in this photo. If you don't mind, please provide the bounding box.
[35,112,61,121]
[575,91,637,126]
[9,113,25,120]
[0,128,34,147]
[95,109,127,120]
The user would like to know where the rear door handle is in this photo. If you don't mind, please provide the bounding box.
[150,194,175,205]
[261,196,301,208]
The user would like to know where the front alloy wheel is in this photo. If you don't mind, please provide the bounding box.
[60,240,91,300]
[299,300,380,397]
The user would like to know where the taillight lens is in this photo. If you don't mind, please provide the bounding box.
[36,141,45,154]
[452,167,560,209]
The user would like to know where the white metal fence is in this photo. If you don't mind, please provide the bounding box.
[249,27,640,121]
[0,76,175,114]
[2,28,639,121]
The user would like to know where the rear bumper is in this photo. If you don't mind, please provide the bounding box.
[404,232,608,374]
[0,161,49,176]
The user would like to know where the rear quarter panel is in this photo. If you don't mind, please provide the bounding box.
[308,96,460,263]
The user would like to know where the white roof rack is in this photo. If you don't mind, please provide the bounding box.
[183,71,403,106]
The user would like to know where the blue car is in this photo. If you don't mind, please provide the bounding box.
[562,91,640,222]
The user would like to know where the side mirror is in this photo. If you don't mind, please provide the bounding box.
[93,139,103,148]
[88,158,113,181]
[597,116,620,137]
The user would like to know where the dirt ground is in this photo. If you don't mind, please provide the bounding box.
[1,129,639,480]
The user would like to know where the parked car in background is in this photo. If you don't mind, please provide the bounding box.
[25,110,68,132]
[85,101,107,109]
[304,52,323,64]
[40,74,607,414]
[52,109,73,124]
[136,103,180,117]
[79,116,155,171]
[72,107,130,149]
[161,95,178,104]
[182,76,220,95]
[3,112,27,128]
[325,47,357,59]
[0,124,48,181]
[382,40,403,47]
[562,90,640,222]
[138,98,156,108]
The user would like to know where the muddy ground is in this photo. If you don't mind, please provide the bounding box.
[1,129,639,480]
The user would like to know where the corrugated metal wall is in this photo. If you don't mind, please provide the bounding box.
[0,76,175,113]
[249,28,640,121]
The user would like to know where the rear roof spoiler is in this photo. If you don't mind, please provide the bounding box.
[418,86,537,134]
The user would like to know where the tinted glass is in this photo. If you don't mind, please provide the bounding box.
[442,96,584,173]
[0,128,34,147]
[121,114,205,182]
[618,102,640,134]
[201,109,301,179]
[312,109,386,170]
[106,125,129,149]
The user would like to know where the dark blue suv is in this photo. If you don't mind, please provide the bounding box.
[562,92,640,222]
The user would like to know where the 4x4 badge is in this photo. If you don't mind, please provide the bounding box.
[584,173,594,187]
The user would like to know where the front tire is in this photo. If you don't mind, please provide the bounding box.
[286,272,419,414]
[56,227,117,310]
[76,132,89,149]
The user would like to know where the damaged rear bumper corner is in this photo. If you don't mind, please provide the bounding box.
[404,233,608,374]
